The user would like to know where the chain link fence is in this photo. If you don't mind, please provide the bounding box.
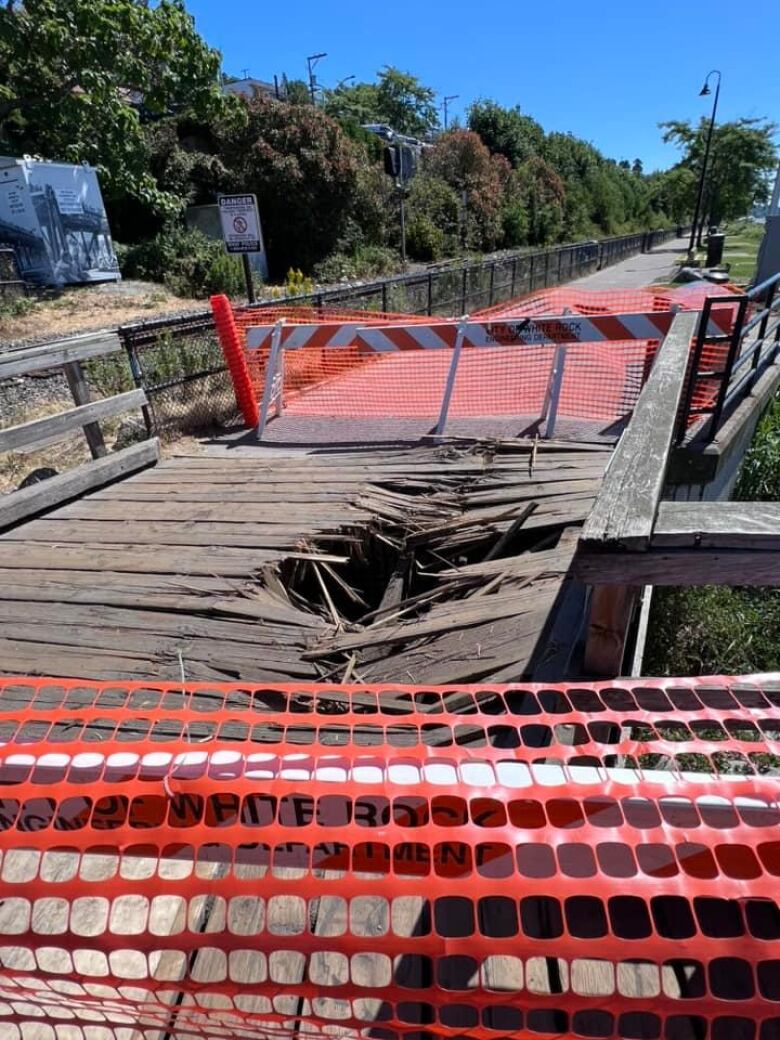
[119,228,684,439]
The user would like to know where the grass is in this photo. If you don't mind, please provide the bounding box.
[644,395,780,676]
[676,219,764,285]
[719,220,764,284]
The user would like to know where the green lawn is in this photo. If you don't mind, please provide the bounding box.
[715,219,764,284]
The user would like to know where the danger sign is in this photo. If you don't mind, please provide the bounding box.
[218,194,264,254]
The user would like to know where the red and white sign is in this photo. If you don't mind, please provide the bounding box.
[246,310,733,353]
[218,194,264,254]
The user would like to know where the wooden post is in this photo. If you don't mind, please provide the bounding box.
[63,360,107,459]
[583,585,639,677]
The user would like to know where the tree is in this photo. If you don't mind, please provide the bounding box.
[324,82,383,128]
[283,78,312,106]
[517,157,566,245]
[661,117,777,224]
[406,175,460,261]
[324,66,438,138]
[375,67,438,136]
[426,131,508,251]
[646,167,697,224]
[0,0,228,218]
[214,96,362,274]
[467,100,544,166]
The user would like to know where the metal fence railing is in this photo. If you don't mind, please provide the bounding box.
[119,227,686,438]
[676,271,780,443]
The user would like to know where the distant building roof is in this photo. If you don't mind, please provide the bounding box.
[222,78,281,100]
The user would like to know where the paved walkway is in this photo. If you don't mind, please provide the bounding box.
[572,237,687,290]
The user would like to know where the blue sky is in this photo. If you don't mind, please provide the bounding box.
[186,0,778,172]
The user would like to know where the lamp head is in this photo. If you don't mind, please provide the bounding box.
[699,83,711,96]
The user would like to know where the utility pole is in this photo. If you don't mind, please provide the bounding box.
[306,52,327,104]
[770,163,780,216]
[443,94,459,131]
[399,188,407,266]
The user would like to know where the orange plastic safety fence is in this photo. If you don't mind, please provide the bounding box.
[472,284,743,320]
[212,299,431,427]
[212,287,748,435]
[0,675,778,1040]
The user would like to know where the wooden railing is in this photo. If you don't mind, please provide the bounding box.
[0,332,159,528]
[575,308,780,675]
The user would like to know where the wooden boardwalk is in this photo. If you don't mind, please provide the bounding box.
[0,435,610,684]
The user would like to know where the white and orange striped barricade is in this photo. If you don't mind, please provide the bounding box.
[244,309,735,439]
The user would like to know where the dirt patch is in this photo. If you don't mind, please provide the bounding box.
[0,280,201,347]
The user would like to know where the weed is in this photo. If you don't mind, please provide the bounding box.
[0,295,35,320]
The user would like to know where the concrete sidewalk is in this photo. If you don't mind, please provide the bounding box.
[572,237,687,290]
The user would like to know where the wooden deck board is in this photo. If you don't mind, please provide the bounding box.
[0,438,608,685]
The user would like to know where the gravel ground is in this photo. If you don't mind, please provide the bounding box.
[0,279,204,352]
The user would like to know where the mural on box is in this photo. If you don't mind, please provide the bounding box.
[0,157,120,286]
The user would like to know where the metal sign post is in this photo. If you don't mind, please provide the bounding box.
[540,345,568,439]
[257,320,285,440]
[434,315,469,439]
[217,193,267,305]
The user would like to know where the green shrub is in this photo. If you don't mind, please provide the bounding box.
[501,203,529,248]
[406,215,445,262]
[120,226,245,298]
[313,245,400,284]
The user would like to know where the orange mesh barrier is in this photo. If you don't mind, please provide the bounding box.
[212,298,431,428]
[267,342,656,424]
[212,287,746,435]
[472,283,744,319]
[0,675,778,1039]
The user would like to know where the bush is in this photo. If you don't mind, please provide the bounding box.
[501,203,529,248]
[215,96,362,275]
[313,245,400,284]
[406,215,446,262]
[120,226,245,298]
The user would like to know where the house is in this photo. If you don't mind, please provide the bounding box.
[222,77,282,101]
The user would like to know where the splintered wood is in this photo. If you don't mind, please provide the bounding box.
[0,438,609,684]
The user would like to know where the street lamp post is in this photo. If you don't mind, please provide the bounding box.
[687,70,721,262]
[335,75,356,90]
[443,94,459,131]
[306,52,327,104]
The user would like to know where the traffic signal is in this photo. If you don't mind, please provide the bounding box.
[399,144,417,181]
[383,146,399,179]
[383,144,417,183]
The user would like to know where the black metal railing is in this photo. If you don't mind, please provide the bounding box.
[119,226,684,436]
[676,271,780,443]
